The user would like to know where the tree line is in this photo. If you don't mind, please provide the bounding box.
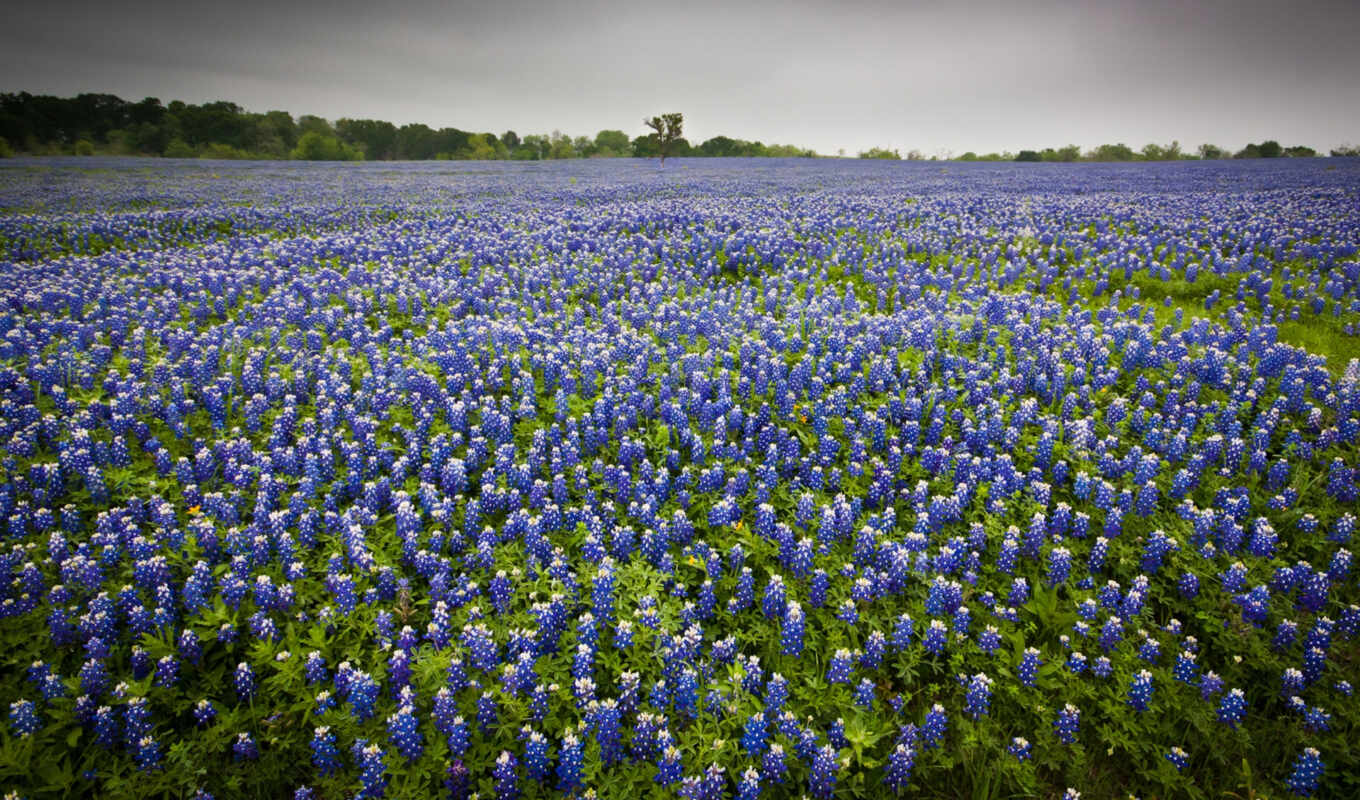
[860,140,1349,161]
[0,92,816,161]
[2,93,1353,162]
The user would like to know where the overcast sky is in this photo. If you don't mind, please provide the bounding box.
[4,0,1358,155]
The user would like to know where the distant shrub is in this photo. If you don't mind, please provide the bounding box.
[1015,150,1042,162]
[164,138,196,159]
[201,143,250,160]
[291,131,363,161]
[0,137,13,158]
[74,139,95,156]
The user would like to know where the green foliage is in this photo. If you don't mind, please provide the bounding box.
[1086,142,1136,161]
[200,142,253,160]
[548,129,576,160]
[163,138,195,159]
[1139,140,1182,161]
[631,133,658,158]
[449,133,504,160]
[956,151,1014,162]
[1,89,1334,166]
[1040,145,1082,162]
[289,131,363,161]
[698,136,816,158]
[1015,150,1042,162]
[0,137,13,158]
[592,129,630,157]
[644,112,684,164]
[336,118,397,160]
[1234,140,1315,159]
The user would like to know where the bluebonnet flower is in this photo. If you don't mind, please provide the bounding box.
[1165,746,1189,771]
[761,574,786,619]
[1127,669,1153,711]
[1137,635,1162,663]
[1285,747,1324,797]
[780,601,805,657]
[1018,647,1042,687]
[311,726,340,776]
[1217,688,1247,728]
[1301,705,1331,733]
[8,700,39,737]
[133,736,162,772]
[1281,668,1306,697]
[922,619,948,656]
[740,711,769,757]
[809,743,839,799]
[921,704,947,749]
[592,698,624,766]
[1173,650,1199,684]
[1053,703,1080,744]
[347,672,379,722]
[354,740,387,798]
[827,649,853,684]
[978,625,1002,655]
[477,690,499,733]
[853,678,876,708]
[304,651,328,684]
[655,743,683,786]
[1201,671,1225,701]
[861,630,887,670]
[737,767,762,800]
[891,613,915,651]
[234,662,256,703]
[92,704,119,749]
[492,750,519,800]
[884,741,915,793]
[1047,547,1072,586]
[556,730,584,792]
[1098,616,1124,652]
[1177,571,1199,599]
[1008,737,1032,761]
[193,699,217,727]
[828,717,848,750]
[810,569,829,608]
[762,743,787,784]
[386,704,422,761]
[963,673,993,719]
[234,732,259,761]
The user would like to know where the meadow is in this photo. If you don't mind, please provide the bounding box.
[0,156,1358,799]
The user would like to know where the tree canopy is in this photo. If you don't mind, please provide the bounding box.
[0,92,1339,163]
[643,113,685,165]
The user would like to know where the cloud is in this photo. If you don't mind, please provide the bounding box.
[3,0,1357,153]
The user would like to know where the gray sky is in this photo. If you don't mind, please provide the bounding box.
[4,0,1359,155]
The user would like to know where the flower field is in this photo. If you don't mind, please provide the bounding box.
[1,156,1359,798]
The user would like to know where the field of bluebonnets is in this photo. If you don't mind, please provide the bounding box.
[1,155,1359,800]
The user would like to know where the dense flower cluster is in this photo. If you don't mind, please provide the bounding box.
[0,157,1357,799]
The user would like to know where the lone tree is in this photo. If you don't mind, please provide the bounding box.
[644,113,684,165]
